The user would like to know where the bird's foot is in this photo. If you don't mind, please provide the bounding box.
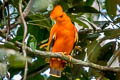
[57,52,66,61]
[40,43,49,51]
[40,43,48,48]
[66,55,72,62]
[74,46,82,51]
[57,52,72,62]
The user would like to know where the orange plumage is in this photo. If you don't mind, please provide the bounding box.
[49,5,78,77]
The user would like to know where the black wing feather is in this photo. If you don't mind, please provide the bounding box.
[49,34,56,51]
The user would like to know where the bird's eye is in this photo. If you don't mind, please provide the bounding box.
[60,15,63,18]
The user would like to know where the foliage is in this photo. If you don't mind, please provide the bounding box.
[0,0,120,80]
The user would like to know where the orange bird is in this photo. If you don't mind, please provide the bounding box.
[48,5,78,77]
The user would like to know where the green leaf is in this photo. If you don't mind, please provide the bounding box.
[29,42,37,52]
[28,56,47,77]
[72,0,85,6]
[27,14,51,30]
[69,14,91,28]
[87,40,115,65]
[8,54,25,67]
[87,33,100,40]
[9,54,32,68]
[2,41,19,51]
[87,40,101,63]
[85,0,95,6]
[72,18,89,28]
[0,63,7,77]
[12,36,23,42]
[9,0,19,9]
[105,0,117,19]
[68,6,99,13]
[94,21,108,29]
[103,29,120,40]
[17,22,49,44]
[0,48,32,68]
[31,0,49,12]
[78,17,98,30]
[28,74,44,80]
[29,35,37,52]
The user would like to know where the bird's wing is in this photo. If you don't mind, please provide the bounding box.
[73,27,78,49]
[48,24,57,51]
[49,33,56,51]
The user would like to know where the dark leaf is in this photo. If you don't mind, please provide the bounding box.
[85,0,95,6]
[68,6,99,13]
[105,0,117,19]
[0,49,32,67]
[103,29,120,40]
[87,40,101,63]
[29,35,37,52]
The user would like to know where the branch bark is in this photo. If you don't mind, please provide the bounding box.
[5,0,10,40]
[14,41,120,72]
[19,0,28,80]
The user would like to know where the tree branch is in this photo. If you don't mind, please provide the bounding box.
[19,0,28,80]
[13,41,120,72]
[6,0,10,40]
[0,29,120,73]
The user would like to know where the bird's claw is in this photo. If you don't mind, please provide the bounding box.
[74,46,82,51]
[40,43,49,51]
[66,55,72,61]
[60,52,72,62]
[40,43,48,48]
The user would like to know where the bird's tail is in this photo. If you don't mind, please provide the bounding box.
[50,68,62,77]
[49,58,66,77]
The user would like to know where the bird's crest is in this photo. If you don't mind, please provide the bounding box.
[50,5,63,19]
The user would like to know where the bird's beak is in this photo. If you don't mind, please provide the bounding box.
[50,15,56,21]
[50,16,52,19]
[50,15,54,20]
[50,16,53,20]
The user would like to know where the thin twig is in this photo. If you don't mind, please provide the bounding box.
[6,0,10,40]
[2,0,6,27]
[19,0,28,80]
